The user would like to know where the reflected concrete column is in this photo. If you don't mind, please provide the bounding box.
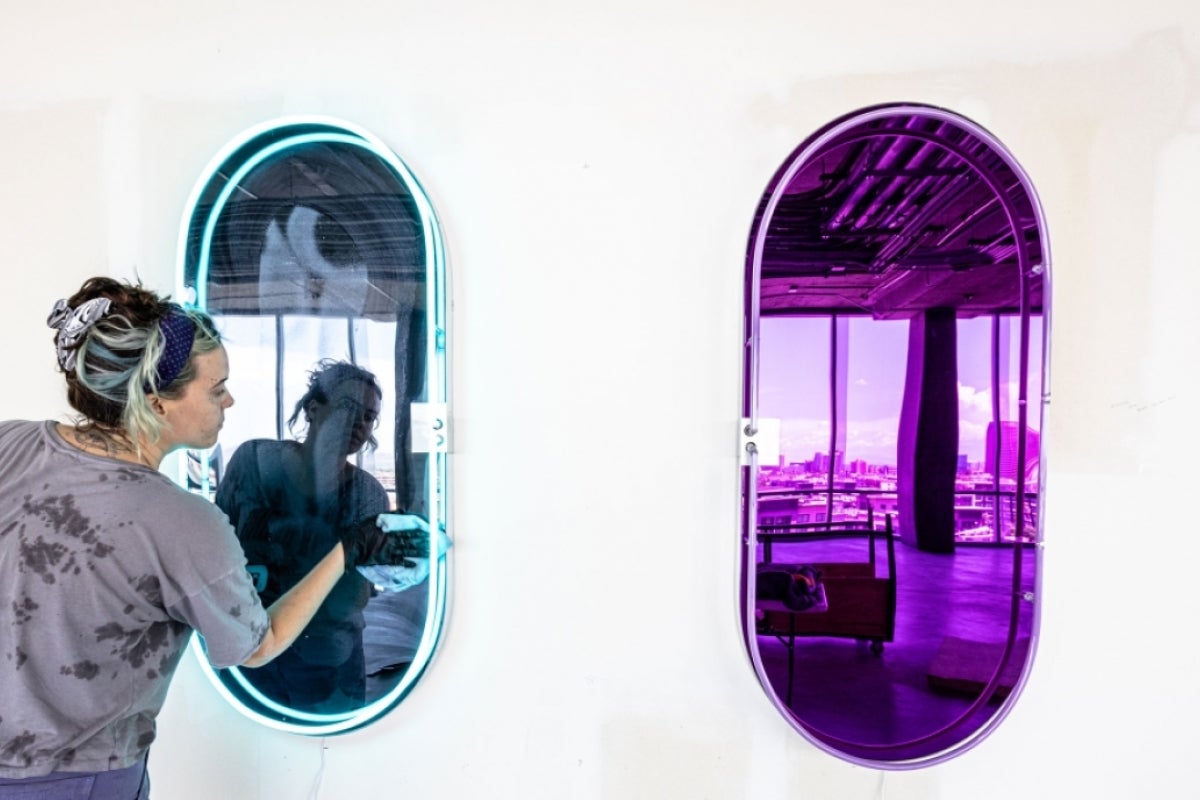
[394,303,427,516]
[897,308,958,553]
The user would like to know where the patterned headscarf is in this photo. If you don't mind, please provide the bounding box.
[46,297,111,372]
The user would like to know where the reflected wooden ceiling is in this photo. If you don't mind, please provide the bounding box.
[756,113,1044,319]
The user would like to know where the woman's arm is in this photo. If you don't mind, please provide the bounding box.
[240,542,347,668]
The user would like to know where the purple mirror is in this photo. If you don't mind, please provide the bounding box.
[741,104,1049,766]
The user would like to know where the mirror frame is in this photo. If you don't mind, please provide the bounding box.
[740,102,1051,767]
[172,116,450,735]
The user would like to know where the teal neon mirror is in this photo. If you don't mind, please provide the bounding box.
[175,117,449,734]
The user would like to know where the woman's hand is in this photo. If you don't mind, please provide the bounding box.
[340,514,424,568]
[377,514,452,558]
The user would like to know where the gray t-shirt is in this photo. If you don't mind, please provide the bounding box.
[0,420,270,778]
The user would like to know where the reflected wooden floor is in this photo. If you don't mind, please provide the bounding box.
[755,538,1037,758]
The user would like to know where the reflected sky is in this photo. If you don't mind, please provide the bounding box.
[760,316,1044,465]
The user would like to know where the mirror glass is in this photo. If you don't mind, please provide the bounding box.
[175,118,449,734]
[742,104,1048,765]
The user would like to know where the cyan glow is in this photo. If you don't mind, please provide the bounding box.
[177,116,450,735]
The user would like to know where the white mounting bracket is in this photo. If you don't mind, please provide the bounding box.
[739,417,780,467]
[411,403,449,453]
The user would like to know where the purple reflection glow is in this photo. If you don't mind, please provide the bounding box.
[742,103,1049,768]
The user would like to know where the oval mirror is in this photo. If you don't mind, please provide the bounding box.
[174,117,449,734]
[741,103,1048,766]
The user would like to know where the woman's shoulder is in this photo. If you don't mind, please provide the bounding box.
[229,437,290,456]
[131,471,228,519]
[346,462,386,488]
[0,418,50,442]
[0,420,55,476]
[131,482,254,597]
[224,438,298,469]
[344,463,390,510]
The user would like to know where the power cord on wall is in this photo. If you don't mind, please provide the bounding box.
[307,738,327,800]
[874,771,887,799]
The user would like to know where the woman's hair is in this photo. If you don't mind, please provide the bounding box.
[53,276,222,448]
[288,359,383,450]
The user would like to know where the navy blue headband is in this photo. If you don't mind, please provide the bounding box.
[151,307,197,390]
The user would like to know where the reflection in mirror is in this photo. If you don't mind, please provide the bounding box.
[742,104,1048,766]
[175,118,449,734]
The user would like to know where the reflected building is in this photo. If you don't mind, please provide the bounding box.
[985,421,1039,481]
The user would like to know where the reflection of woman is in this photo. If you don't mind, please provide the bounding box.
[0,277,347,796]
[216,360,413,713]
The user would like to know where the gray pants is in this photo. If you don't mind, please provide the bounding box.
[0,756,148,799]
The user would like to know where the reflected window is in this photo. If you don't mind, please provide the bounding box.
[174,118,449,734]
[761,315,1043,547]
[742,104,1048,766]
[956,316,1044,544]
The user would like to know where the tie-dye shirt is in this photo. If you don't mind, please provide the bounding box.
[0,420,269,778]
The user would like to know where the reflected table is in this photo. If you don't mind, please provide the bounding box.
[755,584,828,706]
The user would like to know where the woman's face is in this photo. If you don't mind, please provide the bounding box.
[156,346,234,451]
[308,379,381,456]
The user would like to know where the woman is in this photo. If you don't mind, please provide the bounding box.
[0,277,373,798]
[215,360,427,713]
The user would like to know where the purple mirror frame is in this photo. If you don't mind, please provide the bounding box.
[741,103,1052,768]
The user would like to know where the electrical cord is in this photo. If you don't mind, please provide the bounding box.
[307,738,327,800]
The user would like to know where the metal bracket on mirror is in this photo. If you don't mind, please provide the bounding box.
[739,417,779,466]
[412,402,449,453]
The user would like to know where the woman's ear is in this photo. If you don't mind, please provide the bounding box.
[147,393,167,417]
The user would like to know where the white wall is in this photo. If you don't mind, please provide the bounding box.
[3,2,1199,797]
